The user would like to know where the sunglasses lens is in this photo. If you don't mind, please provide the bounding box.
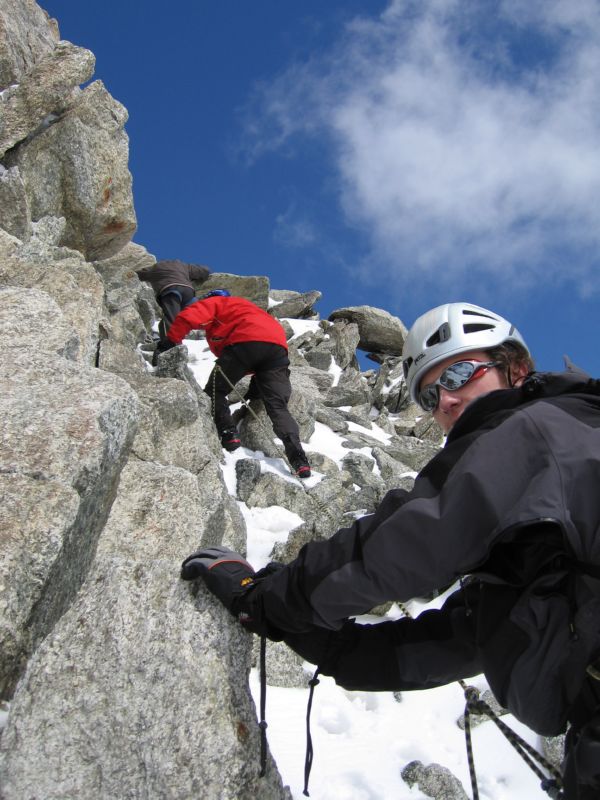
[439,361,477,390]
[417,361,487,411]
[419,384,439,412]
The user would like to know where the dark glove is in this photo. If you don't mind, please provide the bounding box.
[152,339,177,366]
[155,339,177,354]
[182,550,288,638]
[181,546,256,613]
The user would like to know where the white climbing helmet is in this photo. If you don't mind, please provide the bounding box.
[402,302,529,405]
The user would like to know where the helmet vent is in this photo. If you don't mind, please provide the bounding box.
[426,322,451,347]
[463,323,494,333]
[463,309,496,319]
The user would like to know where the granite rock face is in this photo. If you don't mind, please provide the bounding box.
[5,79,137,259]
[0,0,59,89]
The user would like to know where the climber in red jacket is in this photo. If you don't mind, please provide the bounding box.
[164,290,311,478]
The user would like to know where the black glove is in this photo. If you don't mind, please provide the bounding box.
[181,550,288,638]
[181,546,256,613]
[155,339,176,354]
[152,339,176,366]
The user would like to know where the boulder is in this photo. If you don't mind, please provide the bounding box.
[341,451,386,508]
[369,355,408,412]
[0,557,289,800]
[5,80,136,260]
[372,447,417,493]
[235,458,262,503]
[323,369,371,407]
[94,241,156,316]
[0,40,95,157]
[401,760,468,800]
[129,376,219,475]
[0,349,139,697]
[245,472,314,521]
[269,289,321,319]
[0,0,59,89]
[383,437,441,472]
[0,285,79,360]
[329,305,408,355]
[300,318,360,371]
[199,273,270,309]
[0,238,106,364]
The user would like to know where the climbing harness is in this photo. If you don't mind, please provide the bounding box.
[396,602,564,800]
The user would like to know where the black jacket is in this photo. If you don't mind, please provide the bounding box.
[244,367,600,737]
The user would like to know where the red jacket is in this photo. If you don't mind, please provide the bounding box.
[167,295,288,357]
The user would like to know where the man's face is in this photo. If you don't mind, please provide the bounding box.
[418,349,510,433]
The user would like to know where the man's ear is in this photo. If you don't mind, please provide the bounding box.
[511,361,530,387]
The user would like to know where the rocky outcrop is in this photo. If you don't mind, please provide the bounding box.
[329,304,408,355]
[200,272,270,309]
[0,0,136,260]
[5,79,137,259]
[0,297,140,698]
[0,0,59,88]
[0,3,448,798]
[0,40,95,156]
[270,288,321,319]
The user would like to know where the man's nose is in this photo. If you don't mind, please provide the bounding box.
[437,388,460,412]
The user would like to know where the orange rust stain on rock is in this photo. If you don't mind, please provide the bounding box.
[101,177,113,205]
[236,721,250,742]
[102,220,127,234]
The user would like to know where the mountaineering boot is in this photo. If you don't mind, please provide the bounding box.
[220,428,241,452]
[281,436,311,479]
[289,453,311,479]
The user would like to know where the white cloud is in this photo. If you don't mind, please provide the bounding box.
[242,0,600,294]
[274,204,318,248]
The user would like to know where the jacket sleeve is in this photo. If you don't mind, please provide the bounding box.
[282,587,481,691]
[189,264,211,283]
[166,300,214,344]
[247,414,557,634]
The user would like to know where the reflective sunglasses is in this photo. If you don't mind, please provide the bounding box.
[418,360,500,412]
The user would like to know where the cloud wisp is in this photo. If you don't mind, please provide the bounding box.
[241,0,600,295]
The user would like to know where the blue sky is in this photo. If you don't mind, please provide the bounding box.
[40,0,600,375]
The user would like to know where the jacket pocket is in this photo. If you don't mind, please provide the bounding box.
[504,588,600,736]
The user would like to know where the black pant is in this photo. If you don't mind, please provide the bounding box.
[204,342,303,453]
[157,285,196,339]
